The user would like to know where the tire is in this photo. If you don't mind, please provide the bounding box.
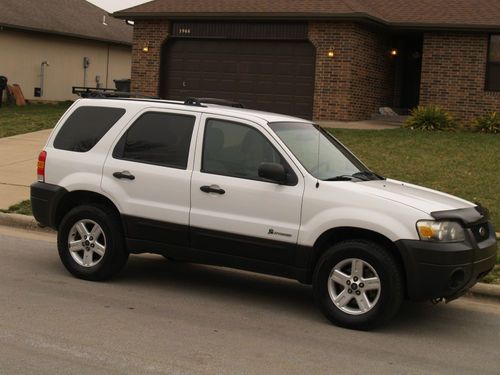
[313,240,403,330]
[57,205,128,281]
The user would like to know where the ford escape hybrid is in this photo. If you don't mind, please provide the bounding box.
[31,98,497,330]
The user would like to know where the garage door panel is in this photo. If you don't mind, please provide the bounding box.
[162,39,315,119]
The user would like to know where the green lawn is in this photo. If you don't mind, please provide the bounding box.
[330,129,500,230]
[0,102,71,138]
[483,264,500,284]
[0,200,32,216]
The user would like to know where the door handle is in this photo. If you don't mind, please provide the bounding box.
[113,171,135,180]
[200,185,225,195]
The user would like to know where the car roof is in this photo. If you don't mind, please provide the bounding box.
[76,98,310,124]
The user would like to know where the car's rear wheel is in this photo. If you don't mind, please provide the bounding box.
[313,240,403,330]
[58,205,128,281]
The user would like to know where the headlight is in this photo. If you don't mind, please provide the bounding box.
[416,220,465,242]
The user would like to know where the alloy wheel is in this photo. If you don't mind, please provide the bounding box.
[68,219,106,268]
[327,258,381,315]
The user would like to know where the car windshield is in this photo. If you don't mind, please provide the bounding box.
[268,122,376,181]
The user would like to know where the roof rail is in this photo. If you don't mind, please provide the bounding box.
[194,97,244,108]
[72,86,160,99]
[72,89,246,110]
[183,97,205,107]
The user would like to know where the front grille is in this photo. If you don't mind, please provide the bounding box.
[469,222,490,243]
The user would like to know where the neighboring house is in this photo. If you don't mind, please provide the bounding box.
[115,0,500,122]
[0,0,132,102]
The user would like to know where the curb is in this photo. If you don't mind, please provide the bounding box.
[0,212,55,234]
[468,282,500,301]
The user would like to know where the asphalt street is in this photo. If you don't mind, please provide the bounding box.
[0,225,499,375]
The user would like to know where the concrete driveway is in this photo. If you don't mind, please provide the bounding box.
[0,129,51,209]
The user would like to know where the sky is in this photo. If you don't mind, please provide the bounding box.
[87,0,152,13]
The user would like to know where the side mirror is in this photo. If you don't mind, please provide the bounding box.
[258,162,287,184]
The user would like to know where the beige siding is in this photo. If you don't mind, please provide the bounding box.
[0,29,131,101]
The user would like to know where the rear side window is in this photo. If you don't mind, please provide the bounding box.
[113,112,195,169]
[54,106,125,152]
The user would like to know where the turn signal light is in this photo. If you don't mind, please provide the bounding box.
[418,225,434,238]
[417,220,465,242]
[37,150,47,182]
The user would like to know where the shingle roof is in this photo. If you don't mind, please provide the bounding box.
[114,0,500,31]
[361,0,500,28]
[0,0,133,45]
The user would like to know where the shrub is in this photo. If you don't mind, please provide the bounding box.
[404,105,455,131]
[468,112,500,134]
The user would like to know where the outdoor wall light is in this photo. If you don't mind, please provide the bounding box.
[142,42,150,53]
[327,50,335,58]
[390,48,398,56]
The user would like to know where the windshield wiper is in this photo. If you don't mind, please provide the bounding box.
[352,171,385,181]
[324,175,354,181]
[324,171,385,182]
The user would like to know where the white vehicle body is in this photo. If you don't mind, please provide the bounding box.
[31,97,497,329]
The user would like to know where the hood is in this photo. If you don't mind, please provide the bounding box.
[354,178,475,214]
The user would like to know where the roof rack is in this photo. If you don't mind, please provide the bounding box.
[72,86,160,99]
[72,88,245,109]
[185,97,244,108]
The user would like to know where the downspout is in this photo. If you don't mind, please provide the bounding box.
[106,45,110,88]
[83,57,90,87]
[83,64,87,87]
[40,61,49,97]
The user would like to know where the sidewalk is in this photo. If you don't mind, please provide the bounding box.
[0,129,51,209]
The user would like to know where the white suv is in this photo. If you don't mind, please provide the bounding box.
[31,98,497,330]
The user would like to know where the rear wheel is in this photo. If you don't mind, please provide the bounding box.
[313,240,403,330]
[57,205,128,281]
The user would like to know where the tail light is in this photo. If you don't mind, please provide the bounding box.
[37,150,47,182]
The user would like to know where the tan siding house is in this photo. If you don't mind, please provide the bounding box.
[0,0,133,102]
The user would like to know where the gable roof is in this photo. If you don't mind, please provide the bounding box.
[0,0,133,45]
[114,0,500,31]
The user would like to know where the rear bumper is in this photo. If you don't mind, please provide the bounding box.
[396,224,497,301]
[30,182,67,229]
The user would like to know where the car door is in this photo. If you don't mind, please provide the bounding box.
[190,114,304,266]
[101,108,200,250]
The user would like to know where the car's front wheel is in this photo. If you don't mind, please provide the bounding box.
[57,205,128,281]
[313,240,403,330]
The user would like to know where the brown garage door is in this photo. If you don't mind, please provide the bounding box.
[161,39,316,119]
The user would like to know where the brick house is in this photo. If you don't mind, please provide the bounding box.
[114,0,500,122]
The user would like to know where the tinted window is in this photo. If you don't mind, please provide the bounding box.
[202,119,295,182]
[487,35,500,91]
[54,106,125,152]
[114,112,195,169]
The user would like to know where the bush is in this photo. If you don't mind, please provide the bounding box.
[468,112,500,134]
[404,105,455,131]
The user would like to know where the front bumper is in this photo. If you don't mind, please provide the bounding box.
[396,223,497,301]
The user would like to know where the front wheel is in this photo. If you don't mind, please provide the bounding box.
[57,205,128,281]
[313,240,403,330]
